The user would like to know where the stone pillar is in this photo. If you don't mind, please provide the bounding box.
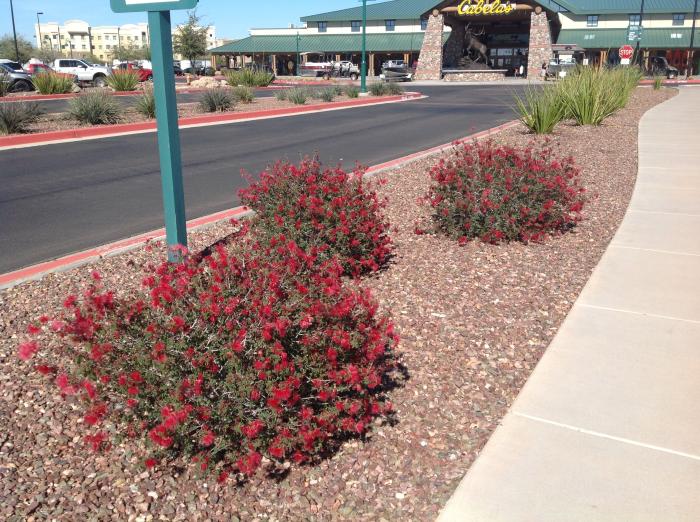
[369,53,375,76]
[527,8,553,78]
[415,10,444,80]
[443,23,465,68]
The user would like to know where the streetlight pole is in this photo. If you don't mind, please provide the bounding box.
[689,0,699,76]
[296,31,300,76]
[9,0,21,62]
[361,0,367,93]
[37,12,45,51]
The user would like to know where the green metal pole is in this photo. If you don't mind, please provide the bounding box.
[148,10,188,262]
[361,0,367,93]
[296,32,300,76]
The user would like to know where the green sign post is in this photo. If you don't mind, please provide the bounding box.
[110,0,198,261]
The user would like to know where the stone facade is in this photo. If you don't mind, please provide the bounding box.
[527,10,553,78]
[415,12,444,80]
[442,70,508,81]
[442,23,465,68]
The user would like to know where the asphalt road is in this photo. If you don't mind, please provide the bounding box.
[0,89,275,115]
[0,84,523,273]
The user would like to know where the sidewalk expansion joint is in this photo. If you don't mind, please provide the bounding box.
[609,244,700,258]
[512,412,700,462]
[578,304,700,325]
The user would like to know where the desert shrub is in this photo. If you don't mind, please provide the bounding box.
[427,141,586,244]
[240,157,392,276]
[344,85,360,98]
[225,69,275,87]
[275,89,288,101]
[135,88,156,118]
[32,72,74,95]
[653,76,664,90]
[0,102,43,134]
[200,87,234,112]
[0,71,9,97]
[231,85,255,104]
[317,89,335,102]
[106,70,139,92]
[368,82,388,96]
[18,229,398,479]
[384,83,404,95]
[287,87,307,105]
[513,85,566,134]
[332,85,345,96]
[69,90,122,125]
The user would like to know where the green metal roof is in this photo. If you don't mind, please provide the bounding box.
[301,0,439,23]
[549,0,698,14]
[558,27,700,48]
[210,33,447,54]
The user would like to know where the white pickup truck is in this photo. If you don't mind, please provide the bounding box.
[52,59,112,87]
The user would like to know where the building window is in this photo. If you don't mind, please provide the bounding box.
[421,17,429,31]
[587,15,599,27]
[351,20,361,32]
[629,14,641,26]
[673,13,685,26]
[385,19,396,31]
[318,21,327,33]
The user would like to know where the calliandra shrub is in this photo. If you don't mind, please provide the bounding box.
[69,90,121,125]
[426,141,586,244]
[0,102,43,134]
[32,72,74,95]
[18,229,398,480]
[239,158,392,276]
[106,70,139,92]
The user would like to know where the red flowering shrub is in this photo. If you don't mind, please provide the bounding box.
[427,141,586,243]
[239,158,392,276]
[19,227,397,479]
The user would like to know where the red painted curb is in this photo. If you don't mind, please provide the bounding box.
[0,93,421,149]
[0,117,515,289]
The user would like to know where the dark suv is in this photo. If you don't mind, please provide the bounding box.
[648,56,679,79]
[0,62,35,92]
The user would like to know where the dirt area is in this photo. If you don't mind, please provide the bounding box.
[0,87,676,521]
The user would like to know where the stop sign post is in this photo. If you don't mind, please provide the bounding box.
[110,0,199,261]
[619,45,635,63]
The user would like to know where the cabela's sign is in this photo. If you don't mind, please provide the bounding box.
[457,0,516,15]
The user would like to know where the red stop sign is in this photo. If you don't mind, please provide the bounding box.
[619,45,634,60]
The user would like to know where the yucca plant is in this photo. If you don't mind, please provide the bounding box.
[275,89,288,101]
[32,72,74,95]
[313,88,335,102]
[224,68,274,87]
[653,76,664,90]
[106,70,139,92]
[344,85,360,98]
[287,87,308,105]
[69,90,122,125]
[231,85,255,104]
[369,82,388,96]
[385,82,404,95]
[513,85,566,134]
[558,67,619,125]
[0,102,43,134]
[199,87,234,112]
[135,88,156,118]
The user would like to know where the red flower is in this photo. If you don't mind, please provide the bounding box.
[145,458,157,469]
[201,430,216,447]
[18,341,39,361]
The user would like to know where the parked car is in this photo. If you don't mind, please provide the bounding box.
[183,65,215,76]
[0,59,25,72]
[113,62,153,82]
[52,59,112,87]
[173,64,183,76]
[0,63,35,92]
[648,56,679,79]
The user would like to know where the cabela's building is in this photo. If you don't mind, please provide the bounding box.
[211,0,700,79]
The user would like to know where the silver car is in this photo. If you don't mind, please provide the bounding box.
[0,62,35,92]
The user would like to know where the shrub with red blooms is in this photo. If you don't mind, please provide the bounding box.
[239,157,392,276]
[18,227,398,479]
[426,141,586,244]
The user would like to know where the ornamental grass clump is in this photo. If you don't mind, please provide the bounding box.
[384,82,404,95]
[286,87,308,105]
[240,157,392,276]
[653,76,664,90]
[344,85,360,98]
[231,85,255,104]
[200,87,235,112]
[69,90,122,125]
[135,87,156,118]
[32,72,74,95]
[225,69,275,87]
[368,82,388,96]
[18,227,398,480]
[0,102,43,134]
[513,85,566,134]
[427,141,586,244]
[106,70,139,92]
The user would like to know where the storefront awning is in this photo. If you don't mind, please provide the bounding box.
[558,28,700,49]
[210,33,447,54]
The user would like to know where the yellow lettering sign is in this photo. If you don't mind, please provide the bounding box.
[457,0,516,16]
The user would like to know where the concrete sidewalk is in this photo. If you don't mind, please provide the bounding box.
[438,87,700,522]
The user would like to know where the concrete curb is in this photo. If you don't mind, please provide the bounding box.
[0,92,424,151]
[0,116,517,290]
[0,87,209,103]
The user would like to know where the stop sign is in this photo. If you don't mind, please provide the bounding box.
[619,45,634,60]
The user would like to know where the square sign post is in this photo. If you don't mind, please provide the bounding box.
[111,0,198,262]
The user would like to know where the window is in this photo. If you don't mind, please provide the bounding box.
[351,20,361,32]
[673,13,685,26]
[586,15,599,27]
[385,19,396,31]
[629,14,641,26]
[318,21,327,33]
[421,17,429,31]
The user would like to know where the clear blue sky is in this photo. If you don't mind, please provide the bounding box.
[5,0,357,40]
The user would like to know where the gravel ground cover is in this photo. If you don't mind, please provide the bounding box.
[0,87,674,521]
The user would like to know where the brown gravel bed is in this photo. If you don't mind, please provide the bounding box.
[0,87,675,521]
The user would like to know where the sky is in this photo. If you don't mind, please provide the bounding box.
[4,0,359,41]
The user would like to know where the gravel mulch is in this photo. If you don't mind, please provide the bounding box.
[0,87,675,521]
